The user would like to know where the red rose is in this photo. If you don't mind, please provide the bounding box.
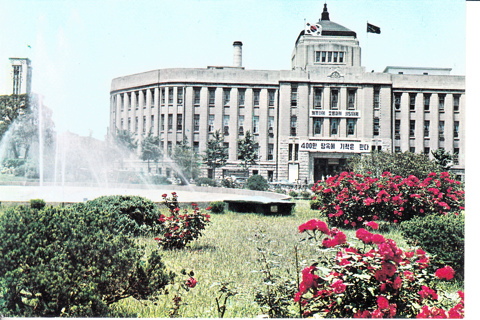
[366,221,379,230]
[186,277,197,288]
[377,296,389,310]
[435,265,455,280]
[162,193,168,198]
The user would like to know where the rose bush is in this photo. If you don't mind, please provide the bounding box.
[155,193,211,250]
[295,219,464,318]
[311,171,464,228]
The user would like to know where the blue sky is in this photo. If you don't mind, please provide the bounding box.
[0,0,467,139]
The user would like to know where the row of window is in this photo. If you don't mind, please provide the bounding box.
[315,51,345,64]
[289,116,357,136]
[394,92,460,112]
[121,113,276,137]
[394,120,460,139]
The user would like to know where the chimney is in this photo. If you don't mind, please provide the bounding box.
[233,41,243,67]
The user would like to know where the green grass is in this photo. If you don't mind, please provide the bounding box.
[111,201,460,318]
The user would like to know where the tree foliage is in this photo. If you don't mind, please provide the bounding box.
[431,149,453,170]
[140,131,162,171]
[114,129,138,152]
[172,137,201,184]
[0,94,29,139]
[203,130,228,179]
[237,130,258,176]
[345,151,443,180]
[246,174,269,191]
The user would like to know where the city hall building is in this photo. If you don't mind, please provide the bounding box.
[109,4,465,183]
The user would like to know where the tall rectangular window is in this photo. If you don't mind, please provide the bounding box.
[439,94,445,111]
[290,115,297,136]
[439,121,445,139]
[268,116,274,137]
[223,89,231,106]
[373,87,380,109]
[161,88,165,105]
[135,117,139,133]
[168,88,173,105]
[160,114,164,131]
[330,89,339,109]
[143,116,146,133]
[194,88,201,105]
[314,88,322,109]
[253,116,259,134]
[193,141,199,153]
[194,114,200,132]
[208,114,215,132]
[208,88,215,106]
[395,120,400,139]
[268,90,275,106]
[409,93,416,111]
[424,93,431,111]
[453,94,460,112]
[339,52,344,63]
[330,118,339,135]
[424,147,430,156]
[424,120,430,137]
[223,115,230,135]
[410,120,415,137]
[268,144,274,160]
[238,89,245,106]
[322,51,326,62]
[347,118,356,135]
[150,89,155,107]
[291,85,297,107]
[127,92,132,110]
[453,148,459,165]
[373,117,380,136]
[333,52,338,63]
[394,93,401,110]
[128,117,131,131]
[313,118,322,135]
[167,114,173,131]
[151,115,154,129]
[288,144,293,161]
[315,51,321,62]
[253,89,260,106]
[348,89,356,110]
[135,92,139,108]
[177,87,183,105]
[328,52,332,62]
[454,121,459,138]
[177,114,183,131]
[238,115,245,135]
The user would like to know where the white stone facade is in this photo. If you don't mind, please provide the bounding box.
[109,5,465,182]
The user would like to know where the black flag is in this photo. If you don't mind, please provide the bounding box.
[367,23,381,34]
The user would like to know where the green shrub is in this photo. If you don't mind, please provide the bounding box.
[208,201,225,214]
[220,177,237,188]
[150,175,172,185]
[246,174,268,191]
[29,198,46,209]
[71,195,163,237]
[299,190,311,199]
[0,205,174,317]
[288,190,298,198]
[400,213,464,278]
[2,158,26,168]
[195,177,216,187]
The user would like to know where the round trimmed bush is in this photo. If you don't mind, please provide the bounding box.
[400,213,464,278]
[209,201,225,213]
[0,205,174,317]
[71,195,163,237]
[246,174,268,191]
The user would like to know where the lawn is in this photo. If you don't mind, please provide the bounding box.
[111,201,462,318]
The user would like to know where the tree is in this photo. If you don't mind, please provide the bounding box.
[246,174,269,191]
[140,131,161,172]
[0,94,29,139]
[113,129,138,169]
[203,130,228,180]
[237,130,258,177]
[345,151,442,180]
[172,136,201,184]
[431,149,453,171]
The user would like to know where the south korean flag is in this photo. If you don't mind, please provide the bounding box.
[305,22,322,36]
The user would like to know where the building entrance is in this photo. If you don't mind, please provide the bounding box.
[313,158,346,183]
